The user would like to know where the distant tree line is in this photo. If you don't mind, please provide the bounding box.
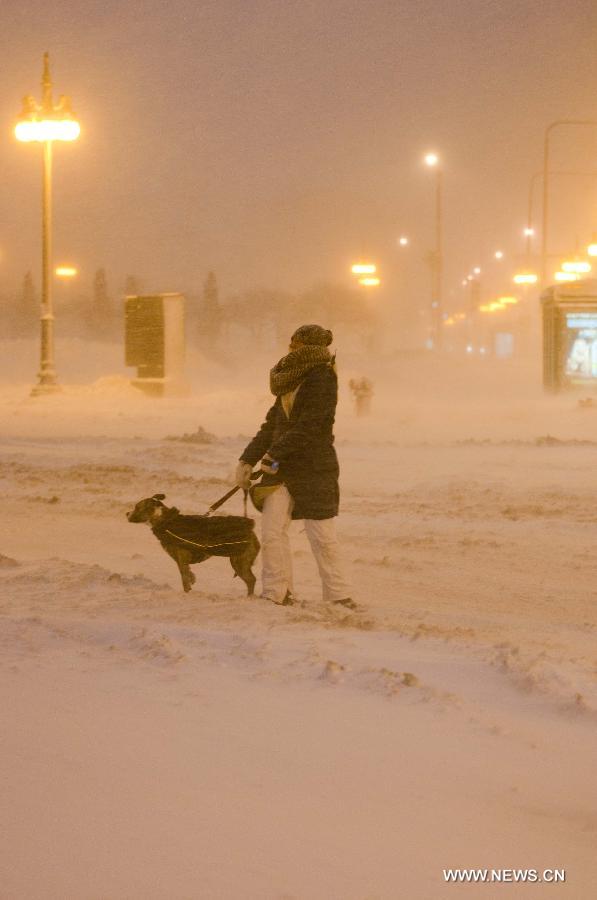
[0,269,145,341]
[1,268,375,353]
[188,274,376,356]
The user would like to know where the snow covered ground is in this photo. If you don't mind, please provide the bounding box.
[1,340,596,898]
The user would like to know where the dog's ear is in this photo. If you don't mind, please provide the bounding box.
[152,493,166,501]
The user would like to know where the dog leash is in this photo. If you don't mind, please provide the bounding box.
[204,470,263,518]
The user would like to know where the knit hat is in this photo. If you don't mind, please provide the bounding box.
[291,324,333,346]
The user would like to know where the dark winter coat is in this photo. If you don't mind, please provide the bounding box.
[240,363,340,520]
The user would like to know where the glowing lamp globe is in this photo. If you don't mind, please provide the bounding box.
[15,119,80,142]
[554,271,580,282]
[561,260,591,274]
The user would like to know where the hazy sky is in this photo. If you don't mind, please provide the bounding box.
[2,0,597,306]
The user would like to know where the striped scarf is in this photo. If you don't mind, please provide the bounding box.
[269,345,332,396]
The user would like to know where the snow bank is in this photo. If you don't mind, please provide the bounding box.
[1,340,596,897]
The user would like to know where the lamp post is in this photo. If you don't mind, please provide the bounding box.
[15,53,80,395]
[54,265,79,334]
[540,120,597,288]
[424,152,443,349]
[350,262,381,352]
[527,168,597,273]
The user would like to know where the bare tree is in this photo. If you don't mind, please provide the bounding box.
[90,268,114,338]
[12,271,38,337]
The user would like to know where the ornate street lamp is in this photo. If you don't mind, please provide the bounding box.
[15,52,80,395]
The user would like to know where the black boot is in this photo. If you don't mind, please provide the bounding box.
[265,589,295,606]
[332,597,358,610]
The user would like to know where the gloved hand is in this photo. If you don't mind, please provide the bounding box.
[235,461,253,490]
[260,453,279,475]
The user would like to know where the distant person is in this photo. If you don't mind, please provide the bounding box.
[349,376,374,416]
[235,324,355,609]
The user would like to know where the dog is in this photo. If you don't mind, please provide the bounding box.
[127,494,260,595]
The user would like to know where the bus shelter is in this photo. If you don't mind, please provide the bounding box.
[542,280,597,391]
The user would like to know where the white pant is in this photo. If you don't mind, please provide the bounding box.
[261,485,352,603]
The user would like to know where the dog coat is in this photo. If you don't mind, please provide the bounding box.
[152,509,255,559]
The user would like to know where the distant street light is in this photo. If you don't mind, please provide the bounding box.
[561,260,591,274]
[358,276,381,287]
[55,265,78,278]
[398,236,409,246]
[540,120,597,286]
[351,262,376,275]
[587,240,597,257]
[525,173,542,263]
[554,271,580,282]
[494,250,504,260]
[15,53,80,395]
[527,168,597,271]
[473,266,481,275]
[513,272,538,285]
[424,151,443,349]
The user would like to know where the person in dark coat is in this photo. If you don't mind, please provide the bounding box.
[235,324,355,608]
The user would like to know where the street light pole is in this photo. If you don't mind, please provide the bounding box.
[40,137,55,391]
[528,168,597,271]
[15,52,80,395]
[434,166,443,349]
[540,119,597,288]
[526,171,541,264]
[424,152,443,350]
